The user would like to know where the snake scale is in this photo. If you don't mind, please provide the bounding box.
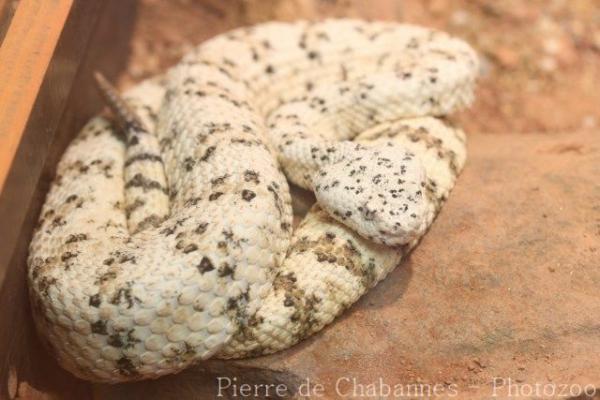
[27,19,478,382]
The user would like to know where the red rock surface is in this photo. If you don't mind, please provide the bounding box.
[96,130,600,399]
[92,1,600,398]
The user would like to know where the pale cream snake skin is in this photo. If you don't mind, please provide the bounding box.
[27,19,478,382]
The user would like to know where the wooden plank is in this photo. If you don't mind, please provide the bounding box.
[0,1,136,398]
[0,0,20,44]
[0,0,73,191]
[0,0,103,286]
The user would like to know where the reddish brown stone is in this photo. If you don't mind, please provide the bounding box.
[96,131,600,399]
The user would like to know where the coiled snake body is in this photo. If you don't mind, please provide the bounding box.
[28,20,478,382]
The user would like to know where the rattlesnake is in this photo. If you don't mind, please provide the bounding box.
[27,19,478,382]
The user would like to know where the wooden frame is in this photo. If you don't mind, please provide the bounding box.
[0,1,136,398]
[0,0,96,285]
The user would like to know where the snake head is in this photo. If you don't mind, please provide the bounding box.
[312,141,429,247]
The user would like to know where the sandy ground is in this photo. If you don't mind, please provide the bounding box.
[120,0,600,135]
